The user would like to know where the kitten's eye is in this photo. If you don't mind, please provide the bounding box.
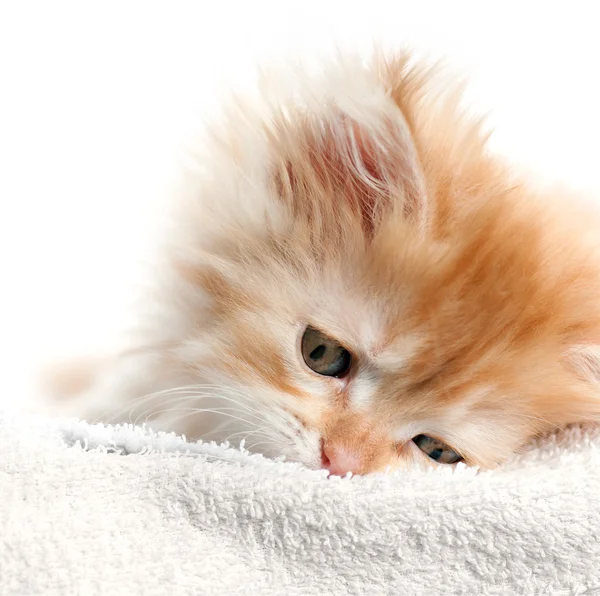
[301,326,352,378]
[412,434,463,464]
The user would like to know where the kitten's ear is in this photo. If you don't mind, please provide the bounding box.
[276,101,429,235]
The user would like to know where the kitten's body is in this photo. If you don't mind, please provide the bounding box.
[53,52,600,474]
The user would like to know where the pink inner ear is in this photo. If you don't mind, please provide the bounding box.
[345,118,427,228]
[356,116,428,225]
[278,118,386,239]
[274,109,427,239]
[333,118,392,238]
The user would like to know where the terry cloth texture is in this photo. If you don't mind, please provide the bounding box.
[1,414,599,596]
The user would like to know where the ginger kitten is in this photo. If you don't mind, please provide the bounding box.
[50,52,600,475]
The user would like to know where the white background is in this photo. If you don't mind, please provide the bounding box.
[1,1,600,409]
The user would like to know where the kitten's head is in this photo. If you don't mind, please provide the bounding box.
[159,53,600,474]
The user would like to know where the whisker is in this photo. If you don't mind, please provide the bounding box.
[142,406,264,431]
[155,390,268,417]
[223,426,273,443]
[144,385,263,414]
[132,394,269,427]
[245,439,281,453]
[515,412,567,436]
[91,383,269,426]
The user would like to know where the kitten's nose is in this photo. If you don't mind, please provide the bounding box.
[321,442,361,476]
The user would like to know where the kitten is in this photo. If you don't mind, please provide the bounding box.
[49,52,600,475]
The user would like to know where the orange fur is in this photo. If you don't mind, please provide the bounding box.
[53,51,600,474]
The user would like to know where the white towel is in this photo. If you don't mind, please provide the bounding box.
[1,414,599,596]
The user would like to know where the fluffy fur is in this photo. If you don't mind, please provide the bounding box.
[51,51,600,474]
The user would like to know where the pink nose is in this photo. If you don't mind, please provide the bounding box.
[321,442,361,476]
